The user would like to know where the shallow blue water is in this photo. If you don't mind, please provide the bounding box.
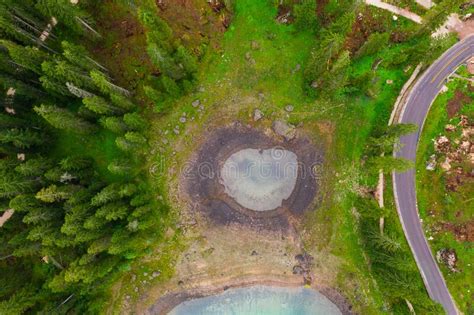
[169,285,342,315]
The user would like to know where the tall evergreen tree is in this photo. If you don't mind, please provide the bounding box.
[34,104,97,134]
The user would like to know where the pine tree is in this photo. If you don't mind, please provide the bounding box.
[370,156,414,173]
[108,159,133,176]
[0,285,39,314]
[293,0,319,33]
[0,171,37,198]
[99,116,128,134]
[83,96,124,115]
[174,45,198,79]
[109,93,136,111]
[60,156,91,171]
[43,60,96,91]
[91,184,122,207]
[62,41,107,73]
[15,157,53,176]
[356,33,390,58]
[90,70,130,97]
[368,123,418,155]
[0,40,49,75]
[123,112,146,131]
[34,104,97,134]
[95,202,129,221]
[35,0,93,34]
[0,128,44,149]
[35,184,73,203]
[0,113,24,128]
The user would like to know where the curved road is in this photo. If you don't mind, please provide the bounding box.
[393,35,474,315]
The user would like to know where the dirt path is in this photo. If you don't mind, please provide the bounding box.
[415,0,433,9]
[364,0,422,24]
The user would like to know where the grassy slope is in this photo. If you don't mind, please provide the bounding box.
[416,69,474,313]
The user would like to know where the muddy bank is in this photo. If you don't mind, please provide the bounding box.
[182,122,324,231]
[146,275,353,315]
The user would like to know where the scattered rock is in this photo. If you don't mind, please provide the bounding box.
[253,109,263,121]
[459,115,469,127]
[291,64,301,74]
[311,81,318,89]
[258,92,265,101]
[250,40,260,50]
[295,252,314,267]
[440,157,452,171]
[152,271,161,278]
[179,116,187,123]
[143,272,148,276]
[17,153,25,161]
[251,250,258,256]
[392,15,398,21]
[192,100,200,107]
[426,154,437,171]
[434,136,450,152]
[445,124,456,132]
[440,85,449,93]
[266,32,276,40]
[436,248,459,272]
[173,129,180,135]
[272,120,296,141]
[292,265,304,275]
[276,10,291,24]
[386,79,393,84]
[285,105,294,112]
[245,51,252,61]
[460,140,470,152]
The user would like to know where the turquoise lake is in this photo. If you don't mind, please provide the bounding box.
[168,285,342,315]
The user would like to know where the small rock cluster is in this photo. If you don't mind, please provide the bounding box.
[292,252,314,285]
[272,120,296,141]
[429,115,473,177]
[436,248,459,273]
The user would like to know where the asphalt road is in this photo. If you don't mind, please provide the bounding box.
[393,35,474,315]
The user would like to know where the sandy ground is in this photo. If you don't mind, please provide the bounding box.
[140,221,351,314]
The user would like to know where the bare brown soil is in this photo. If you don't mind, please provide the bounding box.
[441,221,474,242]
[87,1,154,91]
[155,0,230,54]
[344,7,388,55]
[446,90,471,118]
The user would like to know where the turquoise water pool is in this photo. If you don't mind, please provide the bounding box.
[169,285,342,315]
[220,148,298,211]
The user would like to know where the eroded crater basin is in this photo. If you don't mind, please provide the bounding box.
[220,148,298,211]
